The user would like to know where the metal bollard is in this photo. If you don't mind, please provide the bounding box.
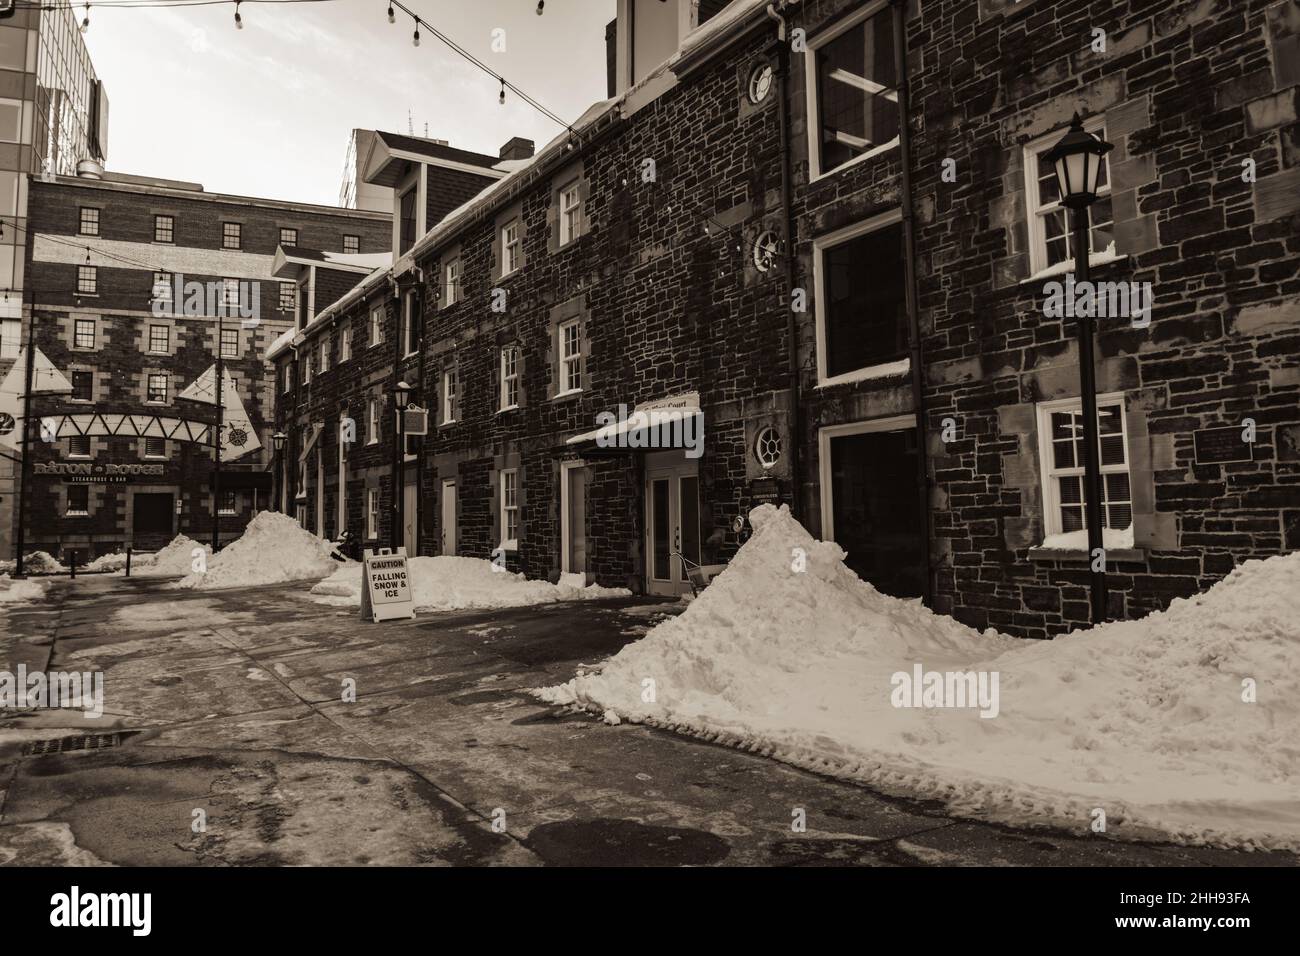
[125,546,132,577]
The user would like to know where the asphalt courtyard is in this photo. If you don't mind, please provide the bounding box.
[0,574,1294,867]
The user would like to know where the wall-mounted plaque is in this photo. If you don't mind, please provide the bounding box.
[1193,426,1254,465]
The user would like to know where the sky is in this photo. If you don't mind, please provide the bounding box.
[82,0,616,207]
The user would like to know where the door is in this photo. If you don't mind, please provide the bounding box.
[403,481,418,555]
[440,479,456,555]
[132,492,174,549]
[821,419,925,599]
[561,461,587,574]
[644,452,700,597]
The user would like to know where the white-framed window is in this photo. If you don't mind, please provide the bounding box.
[218,490,239,515]
[79,207,100,236]
[366,488,379,539]
[343,234,360,254]
[222,222,242,250]
[500,345,520,411]
[370,304,384,346]
[402,291,418,357]
[153,215,174,243]
[146,373,168,404]
[319,337,329,374]
[279,282,296,311]
[66,484,89,516]
[805,0,899,181]
[221,278,241,311]
[302,351,313,384]
[77,265,97,295]
[501,219,522,276]
[444,257,461,307]
[220,327,240,359]
[148,324,169,354]
[143,436,167,459]
[559,180,582,246]
[500,469,519,550]
[442,366,459,424]
[67,434,91,458]
[558,319,582,394]
[153,271,173,307]
[279,227,298,247]
[282,363,293,393]
[812,207,909,386]
[1024,116,1116,277]
[367,397,379,444]
[73,318,96,349]
[1035,393,1132,540]
[340,325,352,362]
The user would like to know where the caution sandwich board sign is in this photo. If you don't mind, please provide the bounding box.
[360,547,416,623]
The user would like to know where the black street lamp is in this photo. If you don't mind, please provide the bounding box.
[390,379,411,552]
[272,430,287,512]
[1043,113,1115,625]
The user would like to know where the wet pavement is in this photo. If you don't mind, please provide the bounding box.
[1,574,1295,867]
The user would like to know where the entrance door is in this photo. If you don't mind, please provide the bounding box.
[644,452,700,597]
[820,417,925,599]
[403,481,418,555]
[561,461,587,574]
[132,492,174,549]
[440,479,457,555]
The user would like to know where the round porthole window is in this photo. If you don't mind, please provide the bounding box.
[752,230,780,272]
[747,62,774,105]
[755,426,782,469]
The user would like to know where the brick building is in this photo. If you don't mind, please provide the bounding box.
[11,169,390,559]
[274,0,1299,636]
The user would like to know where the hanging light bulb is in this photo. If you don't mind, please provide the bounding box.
[80,4,90,33]
[536,1,544,14]
[499,79,506,105]
[413,23,420,46]
[234,1,243,29]
[388,3,395,24]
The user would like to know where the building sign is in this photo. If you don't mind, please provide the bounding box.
[1193,426,1253,465]
[749,477,781,505]
[360,547,415,623]
[34,461,167,483]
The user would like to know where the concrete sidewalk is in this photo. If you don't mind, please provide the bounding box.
[0,574,1294,867]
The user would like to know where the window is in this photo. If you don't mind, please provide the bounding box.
[279,227,298,247]
[500,345,520,410]
[367,397,379,444]
[340,326,352,362]
[319,336,329,373]
[442,366,459,423]
[68,435,91,458]
[70,370,93,402]
[500,469,519,549]
[146,374,169,404]
[79,207,100,236]
[1036,394,1132,540]
[402,292,419,356]
[0,318,18,359]
[222,222,242,250]
[153,272,173,307]
[558,320,582,394]
[0,97,21,143]
[808,3,899,179]
[220,327,239,359]
[146,324,168,354]
[1025,117,1115,276]
[399,187,417,254]
[154,215,174,243]
[813,210,909,385]
[144,437,167,459]
[444,257,461,307]
[218,490,238,515]
[77,265,97,295]
[282,363,293,393]
[370,305,384,346]
[222,278,241,311]
[559,180,582,246]
[279,282,296,311]
[66,485,89,516]
[343,235,360,254]
[302,352,313,384]
[502,219,522,276]
[366,488,379,538]
[73,319,96,349]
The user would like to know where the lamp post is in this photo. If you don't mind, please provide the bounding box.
[390,379,411,552]
[272,431,287,512]
[1043,113,1115,625]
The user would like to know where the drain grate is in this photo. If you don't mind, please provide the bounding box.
[21,731,138,757]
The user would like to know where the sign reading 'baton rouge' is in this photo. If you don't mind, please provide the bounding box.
[360,547,416,623]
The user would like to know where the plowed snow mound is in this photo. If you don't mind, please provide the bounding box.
[0,573,46,604]
[311,555,630,611]
[176,511,338,590]
[539,504,1300,850]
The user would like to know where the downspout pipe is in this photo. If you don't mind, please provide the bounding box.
[891,0,933,607]
[767,1,800,521]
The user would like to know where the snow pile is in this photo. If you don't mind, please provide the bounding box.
[311,556,629,612]
[0,573,46,605]
[0,551,66,575]
[139,535,211,577]
[1038,525,1134,551]
[82,551,130,573]
[539,504,1300,850]
[176,511,339,590]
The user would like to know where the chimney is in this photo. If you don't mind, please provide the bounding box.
[498,137,535,162]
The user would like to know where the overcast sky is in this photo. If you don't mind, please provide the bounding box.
[83,0,615,207]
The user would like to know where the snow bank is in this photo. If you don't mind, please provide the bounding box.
[310,555,629,612]
[0,573,46,605]
[176,511,338,590]
[0,551,65,575]
[141,535,211,577]
[539,504,1300,850]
